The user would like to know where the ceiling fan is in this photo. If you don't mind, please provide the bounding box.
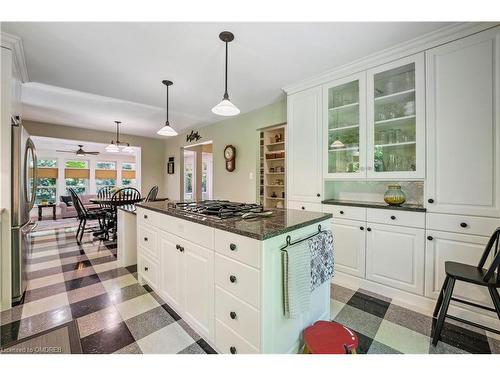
[56,145,100,156]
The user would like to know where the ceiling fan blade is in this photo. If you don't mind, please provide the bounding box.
[83,152,100,155]
[56,150,76,153]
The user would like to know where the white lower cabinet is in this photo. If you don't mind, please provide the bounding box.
[366,223,425,294]
[287,200,323,212]
[424,230,493,307]
[331,218,366,278]
[158,232,182,312]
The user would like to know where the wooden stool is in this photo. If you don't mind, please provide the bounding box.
[303,321,358,354]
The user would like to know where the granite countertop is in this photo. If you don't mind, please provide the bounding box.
[117,204,137,215]
[136,201,332,240]
[322,199,426,212]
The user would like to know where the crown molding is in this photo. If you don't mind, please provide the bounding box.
[1,32,29,83]
[283,22,500,95]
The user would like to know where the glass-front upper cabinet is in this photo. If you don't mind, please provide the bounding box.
[323,72,366,179]
[366,53,425,179]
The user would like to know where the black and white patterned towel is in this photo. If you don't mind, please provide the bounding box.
[308,230,334,291]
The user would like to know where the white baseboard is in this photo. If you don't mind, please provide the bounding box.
[332,272,500,333]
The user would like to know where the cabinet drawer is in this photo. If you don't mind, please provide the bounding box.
[367,208,425,228]
[322,204,366,221]
[137,208,164,230]
[214,229,261,269]
[426,213,499,237]
[287,200,323,212]
[215,319,259,354]
[215,254,260,309]
[138,225,158,258]
[138,253,159,290]
[215,286,260,349]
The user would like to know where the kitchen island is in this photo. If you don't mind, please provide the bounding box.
[133,200,332,354]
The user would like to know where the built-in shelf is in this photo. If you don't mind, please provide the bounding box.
[266,197,285,200]
[374,114,415,125]
[266,172,284,175]
[328,146,359,152]
[329,102,359,111]
[329,124,359,132]
[266,185,285,188]
[266,141,285,146]
[374,88,415,102]
[266,157,285,161]
[375,141,416,148]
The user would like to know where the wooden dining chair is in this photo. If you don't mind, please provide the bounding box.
[105,187,141,240]
[145,186,159,202]
[68,188,107,245]
[97,186,114,212]
[432,227,500,346]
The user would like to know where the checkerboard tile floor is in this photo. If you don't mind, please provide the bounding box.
[0,220,216,354]
[1,218,498,354]
[330,284,500,354]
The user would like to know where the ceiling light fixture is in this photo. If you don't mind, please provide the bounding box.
[212,31,240,117]
[106,121,133,153]
[157,80,178,137]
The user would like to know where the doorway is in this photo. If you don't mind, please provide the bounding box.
[182,141,213,201]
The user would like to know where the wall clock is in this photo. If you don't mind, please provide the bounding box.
[224,145,236,172]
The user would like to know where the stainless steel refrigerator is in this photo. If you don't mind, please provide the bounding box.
[11,117,38,303]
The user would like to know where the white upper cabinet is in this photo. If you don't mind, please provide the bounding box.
[426,27,500,217]
[287,86,323,202]
[321,54,424,180]
[323,72,367,179]
[366,53,425,179]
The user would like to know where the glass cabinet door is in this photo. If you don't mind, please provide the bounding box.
[324,73,366,178]
[367,53,424,179]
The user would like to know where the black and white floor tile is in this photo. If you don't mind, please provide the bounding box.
[1,218,498,354]
[330,284,500,354]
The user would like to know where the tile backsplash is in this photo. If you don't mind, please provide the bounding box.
[324,180,424,205]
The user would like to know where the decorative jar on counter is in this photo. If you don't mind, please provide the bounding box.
[384,184,406,206]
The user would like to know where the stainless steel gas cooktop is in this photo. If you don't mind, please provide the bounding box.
[169,200,273,219]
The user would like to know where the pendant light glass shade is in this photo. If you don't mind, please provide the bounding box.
[122,145,134,153]
[158,80,177,137]
[157,123,178,136]
[330,140,345,149]
[105,142,120,153]
[213,31,239,117]
[211,98,240,116]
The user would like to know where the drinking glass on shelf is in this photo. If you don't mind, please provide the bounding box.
[380,130,387,145]
[395,129,402,143]
[388,130,396,144]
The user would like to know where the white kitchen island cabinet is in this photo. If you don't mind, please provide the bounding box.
[135,202,332,354]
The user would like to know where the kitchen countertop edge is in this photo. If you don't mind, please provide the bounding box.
[136,203,332,240]
[322,199,426,212]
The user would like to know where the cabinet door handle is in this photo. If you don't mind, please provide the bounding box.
[229,275,237,283]
[339,210,344,215]
[428,199,434,204]
[179,246,185,252]
[144,237,148,242]
[367,228,372,232]
[176,244,180,249]
[360,226,364,230]
[230,311,237,320]
[427,236,433,241]
[229,346,237,354]
[301,206,305,210]
[460,222,468,228]
[144,266,149,271]
[230,243,237,251]
[390,215,396,220]
[316,193,321,197]
[144,214,148,219]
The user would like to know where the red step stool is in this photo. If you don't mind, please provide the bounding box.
[303,321,359,354]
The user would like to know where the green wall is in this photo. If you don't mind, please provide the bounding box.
[164,99,286,202]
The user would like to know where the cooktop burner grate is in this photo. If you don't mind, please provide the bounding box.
[173,200,269,219]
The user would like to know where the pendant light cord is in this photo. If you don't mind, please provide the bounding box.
[166,84,169,125]
[224,41,229,99]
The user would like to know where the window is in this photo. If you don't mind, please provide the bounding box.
[65,159,89,195]
[35,158,58,204]
[95,161,117,191]
[121,162,136,187]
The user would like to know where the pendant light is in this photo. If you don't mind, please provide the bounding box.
[106,121,134,153]
[157,80,178,137]
[212,31,240,117]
